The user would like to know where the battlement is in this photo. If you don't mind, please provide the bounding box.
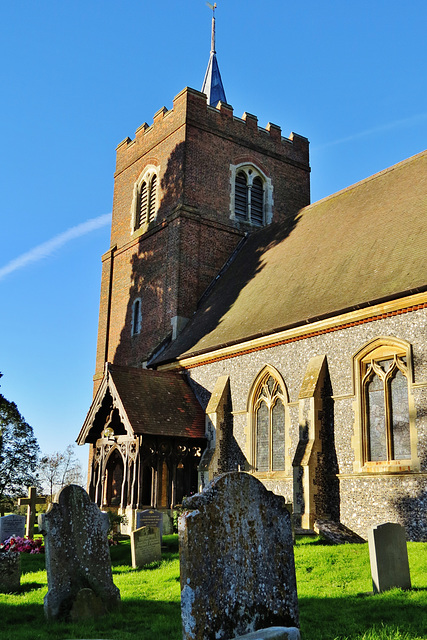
[115,87,309,174]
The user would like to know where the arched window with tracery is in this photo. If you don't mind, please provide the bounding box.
[249,367,288,473]
[231,164,272,226]
[353,338,418,472]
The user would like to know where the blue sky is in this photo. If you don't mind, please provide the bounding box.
[0,0,426,471]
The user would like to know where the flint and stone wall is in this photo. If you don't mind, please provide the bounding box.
[187,308,427,540]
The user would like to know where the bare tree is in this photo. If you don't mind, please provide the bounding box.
[39,445,85,500]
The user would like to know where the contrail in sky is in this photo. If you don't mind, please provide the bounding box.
[312,112,427,151]
[0,213,111,281]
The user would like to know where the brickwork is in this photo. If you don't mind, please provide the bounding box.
[185,308,427,539]
[94,87,310,386]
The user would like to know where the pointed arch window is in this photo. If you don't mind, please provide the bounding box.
[362,355,411,462]
[131,298,142,336]
[353,338,418,472]
[132,165,159,233]
[137,174,157,228]
[231,164,273,226]
[250,369,288,473]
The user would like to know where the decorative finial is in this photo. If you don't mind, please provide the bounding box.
[206,2,217,53]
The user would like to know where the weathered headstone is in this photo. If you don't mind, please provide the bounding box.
[130,526,161,568]
[18,486,47,538]
[0,514,26,543]
[136,509,163,539]
[179,472,299,640]
[0,551,20,593]
[39,484,120,620]
[368,522,411,593]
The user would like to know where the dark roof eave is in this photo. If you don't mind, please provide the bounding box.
[155,284,427,367]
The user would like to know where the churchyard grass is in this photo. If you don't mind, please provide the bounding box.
[0,535,426,639]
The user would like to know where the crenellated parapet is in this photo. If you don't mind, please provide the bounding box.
[115,87,309,176]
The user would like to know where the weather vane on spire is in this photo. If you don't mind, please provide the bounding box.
[202,2,226,107]
[206,2,217,53]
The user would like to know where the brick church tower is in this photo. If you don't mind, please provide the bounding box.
[79,11,310,515]
[94,87,310,391]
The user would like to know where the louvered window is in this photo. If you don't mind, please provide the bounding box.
[251,177,264,225]
[235,172,248,220]
[233,167,266,225]
[135,171,158,231]
[138,182,148,228]
[148,174,157,222]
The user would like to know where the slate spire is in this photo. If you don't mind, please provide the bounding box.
[201,3,227,107]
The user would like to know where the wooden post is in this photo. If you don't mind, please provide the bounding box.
[18,487,47,538]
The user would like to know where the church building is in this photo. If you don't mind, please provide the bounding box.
[77,11,427,540]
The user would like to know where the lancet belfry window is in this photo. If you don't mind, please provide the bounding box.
[362,354,411,462]
[234,169,265,225]
[137,174,157,228]
[132,166,159,233]
[252,371,286,472]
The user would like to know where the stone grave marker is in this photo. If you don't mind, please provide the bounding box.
[18,486,47,538]
[130,526,161,568]
[0,514,26,543]
[136,509,163,539]
[0,551,20,593]
[368,522,411,593]
[179,472,299,640]
[39,484,120,620]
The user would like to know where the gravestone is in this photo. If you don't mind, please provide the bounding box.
[136,509,163,539]
[179,472,299,640]
[0,514,26,543]
[0,551,20,593]
[130,526,161,568]
[368,522,411,593]
[18,486,47,538]
[39,484,120,620]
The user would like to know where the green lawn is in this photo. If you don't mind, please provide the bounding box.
[0,535,426,640]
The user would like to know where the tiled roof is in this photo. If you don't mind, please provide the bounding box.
[110,365,205,438]
[79,365,206,442]
[156,150,427,363]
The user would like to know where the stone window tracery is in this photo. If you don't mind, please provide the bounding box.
[353,338,419,472]
[249,367,288,473]
[230,164,273,226]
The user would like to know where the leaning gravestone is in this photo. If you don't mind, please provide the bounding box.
[179,472,299,640]
[130,526,161,568]
[368,522,411,593]
[0,551,20,593]
[39,484,120,620]
[0,514,26,543]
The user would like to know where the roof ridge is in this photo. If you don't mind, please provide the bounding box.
[302,148,426,214]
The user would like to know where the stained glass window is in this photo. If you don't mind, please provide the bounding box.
[253,371,286,472]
